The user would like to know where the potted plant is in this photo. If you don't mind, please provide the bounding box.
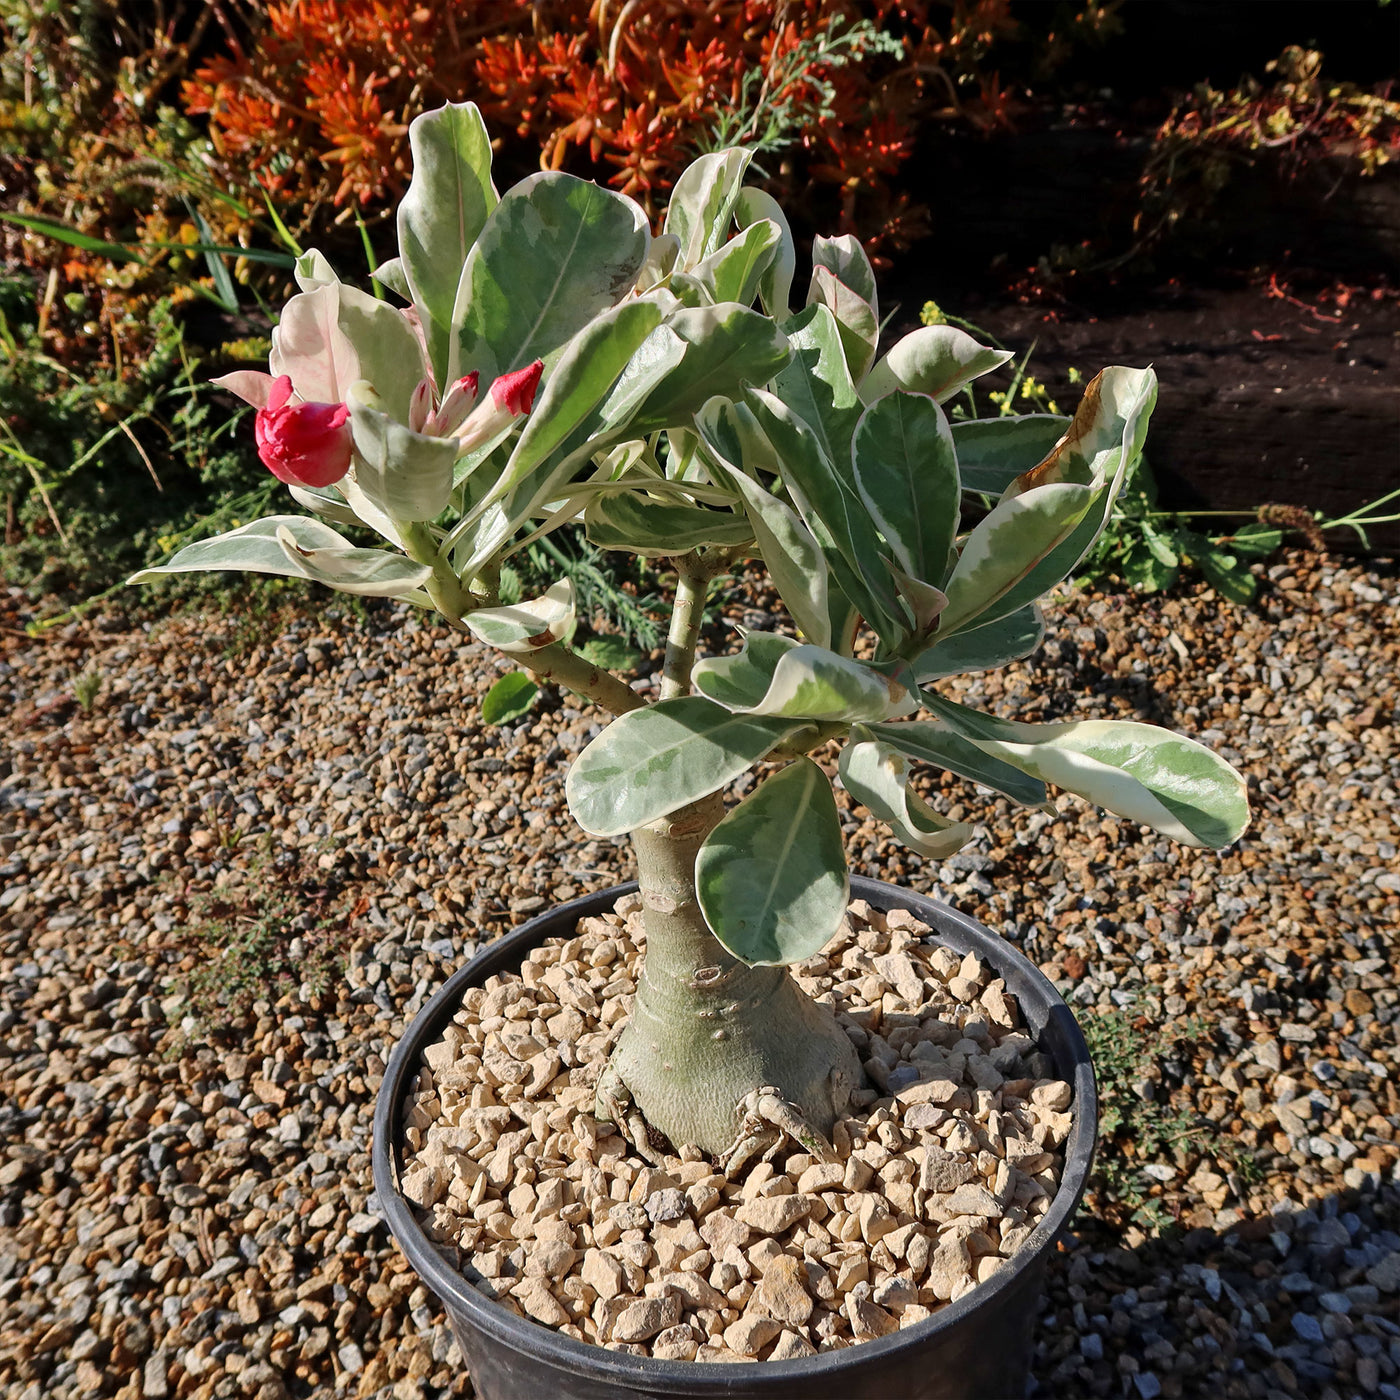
[132,103,1249,1398]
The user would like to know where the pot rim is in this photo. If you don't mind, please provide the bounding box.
[372,877,1098,1390]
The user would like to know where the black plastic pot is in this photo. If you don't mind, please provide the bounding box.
[373,878,1098,1400]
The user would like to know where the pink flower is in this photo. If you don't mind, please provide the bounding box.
[253,376,353,488]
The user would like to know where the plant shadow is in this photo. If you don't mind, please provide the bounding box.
[1031,1179,1400,1398]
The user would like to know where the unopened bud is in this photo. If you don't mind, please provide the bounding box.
[426,372,480,436]
[455,361,543,450]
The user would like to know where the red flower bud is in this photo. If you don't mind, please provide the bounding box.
[254,375,353,488]
[490,360,543,416]
[454,361,544,450]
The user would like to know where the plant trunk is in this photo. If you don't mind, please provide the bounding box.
[602,794,863,1156]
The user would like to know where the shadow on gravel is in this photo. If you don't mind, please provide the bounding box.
[1031,1181,1400,1399]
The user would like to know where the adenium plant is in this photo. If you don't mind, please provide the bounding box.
[132,103,1250,1163]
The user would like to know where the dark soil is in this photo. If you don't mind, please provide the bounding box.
[882,273,1400,552]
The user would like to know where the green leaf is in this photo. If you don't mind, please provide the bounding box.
[286,484,364,530]
[727,471,833,648]
[838,732,973,858]
[463,580,575,652]
[862,325,1013,406]
[347,384,459,522]
[914,605,1045,680]
[850,390,960,585]
[584,493,754,557]
[693,399,831,647]
[294,248,338,291]
[923,695,1250,849]
[863,720,1051,809]
[735,187,795,318]
[629,303,790,434]
[696,757,848,967]
[397,102,498,386]
[127,517,431,599]
[462,298,672,571]
[1224,522,1283,558]
[1197,546,1256,603]
[807,266,878,383]
[677,219,782,307]
[188,203,239,312]
[692,631,803,710]
[578,636,644,671]
[950,414,1071,496]
[450,172,650,386]
[1118,539,1177,594]
[938,482,1096,634]
[771,302,863,471]
[0,210,145,263]
[811,233,878,319]
[711,643,918,724]
[664,148,753,268]
[1004,366,1156,496]
[1140,520,1180,568]
[744,387,907,648]
[565,697,804,837]
[371,257,412,300]
[481,672,539,726]
[636,233,680,292]
[938,367,1158,636]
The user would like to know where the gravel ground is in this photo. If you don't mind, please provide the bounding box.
[1,547,1397,1400]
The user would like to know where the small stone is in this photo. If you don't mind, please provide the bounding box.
[944,1183,1003,1218]
[611,1294,680,1344]
[735,1194,811,1235]
[524,1238,577,1277]
[857,1194,897,1244]
[143,1352,169,1399]
[926,1241,972,1301]
[835,1254,869,1293]
[645,1188,689,1223]
[610,1202,651,1232]
[753,1254,813,1328]
[723,1314,782,1357]
[920,1148,974,1194]
[581,1249,626,1300]
[796,1162,845,1194]
[872,1274,918,1312]
[896,1076,960,1107]
[903,1103,952,1132]
[514,1277,570,1327]
[655,1270,726,1310]
[699,1212,752,1255]
[1365,1252,1400,1292]
[1030,1081,1072,1111]
[1290,1312,1324,1344]
[768,1330,817,1360]
[651,1324,699,1361]
[847,1295,897,1341]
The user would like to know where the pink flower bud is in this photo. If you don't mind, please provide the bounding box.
[425,372,480,436]
[254,375,353,488]
[455,361,544,451]
[408,378,435,434]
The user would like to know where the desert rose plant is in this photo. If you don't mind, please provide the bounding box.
[132,103,1249,1165]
